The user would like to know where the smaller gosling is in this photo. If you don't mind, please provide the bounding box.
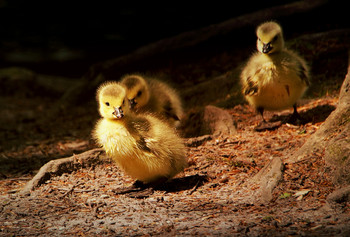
[240,21,310,130]
[93,81,188,188]
[120,74,184,128]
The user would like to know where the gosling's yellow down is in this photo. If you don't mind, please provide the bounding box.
[93,81,188,185]
[240,21,310,128]
[120,74,184,128]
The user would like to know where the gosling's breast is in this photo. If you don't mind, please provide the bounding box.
[94,119,137,156]
[246,56,308,110]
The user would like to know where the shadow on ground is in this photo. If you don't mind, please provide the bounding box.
[271,104,336,125]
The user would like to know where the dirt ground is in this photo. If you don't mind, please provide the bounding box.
[1,90,350,236]
[1,5,350,236]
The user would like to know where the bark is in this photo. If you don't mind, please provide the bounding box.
[248,157,284,204]
[229,157,284,205]
[59,0,328,106]
[21,148,105,194]
[287,51,350,185]
[327,185,350,204]
[0,67,77,96]
[82,0,327,80]
[180,105,237,138]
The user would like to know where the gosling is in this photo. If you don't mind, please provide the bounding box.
[240,21,310,130]
[93,81,188,188]
[120,74,184,128]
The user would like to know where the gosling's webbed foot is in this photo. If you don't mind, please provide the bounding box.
[113,178,168,198]
[285,104,304,125]
[112,180,145,195]
[254,107,281,131]
[285,113,302,125]
[125,187,154,198]
[113,186,154,198]
[113,181,155,199]
[254,120,282,132]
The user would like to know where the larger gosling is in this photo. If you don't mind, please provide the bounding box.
[240,21,310,130]
[93,81,188,187]
[120,74,184,128]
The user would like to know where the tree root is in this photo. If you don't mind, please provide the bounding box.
[327,185,350,204]
[59,0,328,107]
[249,157,284,204]
[20,148,106,195]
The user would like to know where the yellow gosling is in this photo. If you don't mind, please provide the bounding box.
[93,81,188,185]
[120,74,184,128]
[240,21,310,130]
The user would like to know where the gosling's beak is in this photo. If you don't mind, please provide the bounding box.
[262,43,272,54]
[129,98,137,109]
[112,107,124,119]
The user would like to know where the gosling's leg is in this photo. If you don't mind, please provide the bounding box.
[255,107,282,131]
[257,107,266,123]
[287,104,302,124]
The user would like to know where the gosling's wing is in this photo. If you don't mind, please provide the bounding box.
[285,49,310,86]
[296,59,310,86]
[162,83,183,121]
[136,136,152,153]
[131,116,169,157]
[241,65,262,96]
[148,79,182,120]
[163,99,180,121]
[126,117,153,152]
[244,75,260,96]
[241,53,271,96]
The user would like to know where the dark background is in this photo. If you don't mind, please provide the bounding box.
[1,0,348,78]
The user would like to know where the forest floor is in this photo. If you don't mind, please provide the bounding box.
[1,6,350,235]
[1,89,350,236]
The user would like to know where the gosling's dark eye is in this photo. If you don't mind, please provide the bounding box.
[105,102,110,106]
[122,99,125,105]
[273,35,278,42]
[137,90,142,97]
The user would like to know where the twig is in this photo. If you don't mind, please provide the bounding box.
[93,203,106,218]
[20,148,105,194]
[61,182,81,198]
[187,180,201,195]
